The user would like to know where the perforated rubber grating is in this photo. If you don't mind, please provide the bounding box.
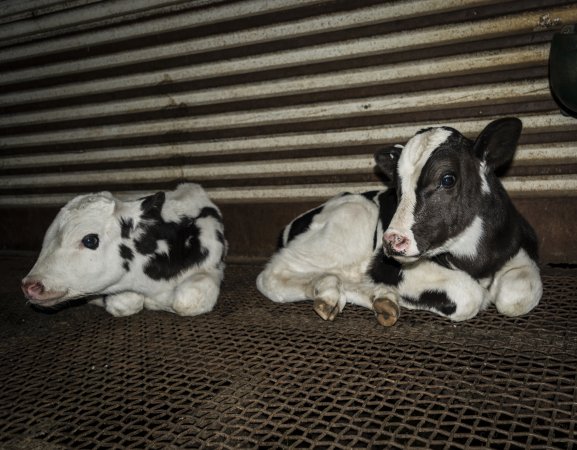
[1,256,576,449]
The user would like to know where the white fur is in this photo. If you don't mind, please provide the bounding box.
[479,161,491,194]
[489,248,542,316]
[428,216,484,259]
[156,239,170,256]
[22,183,226,317]
[399,260,490,321]
[256,194,399,319]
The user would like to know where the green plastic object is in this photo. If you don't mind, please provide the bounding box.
[549,25,577,115]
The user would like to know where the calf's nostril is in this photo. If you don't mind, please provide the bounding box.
[383,231,397,244]
[397,235,408,246]
[384,231,403,245]
[22,280,44,297]
[383,230,410,253]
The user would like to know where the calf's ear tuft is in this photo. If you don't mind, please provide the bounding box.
[140,191,166,219]
[474,117,522,170]
[374,145,403,182]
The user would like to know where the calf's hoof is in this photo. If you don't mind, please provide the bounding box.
[373,297,400,326]
[313,298,340,321]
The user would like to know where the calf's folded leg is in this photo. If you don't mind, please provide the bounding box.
[399,260,490,321]
[103,292,145,317]
[172,272,222,316]
[490,249,542,317]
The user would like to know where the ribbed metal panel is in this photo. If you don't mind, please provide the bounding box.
[1,0,576,208]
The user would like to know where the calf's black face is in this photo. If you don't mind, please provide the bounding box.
[375,118,522,262]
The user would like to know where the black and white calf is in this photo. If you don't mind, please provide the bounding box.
[22,183,227,317]
[257,118,542,324]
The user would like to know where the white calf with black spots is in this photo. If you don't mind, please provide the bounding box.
[258,118,542,324]
[22,183,227,317]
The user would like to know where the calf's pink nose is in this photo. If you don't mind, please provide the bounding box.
[383,230,410,254]
[21,279,45,299]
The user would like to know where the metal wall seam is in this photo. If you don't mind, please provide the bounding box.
[0,0,326,61]
[2,5,576,87]
[0,175,576,207]
[0,44,550,109]
[0,0,575,211]
[209,176,577,200]
[1,112,575,167]
[1,142,575,172]
[0,0,192,43]
[0,80,553,147]
[0,0,100,24]
[2,142,576,190]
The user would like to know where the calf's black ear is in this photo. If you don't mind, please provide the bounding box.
[374,145,403,182]
[474,117,522,170]
[140,191,166,220]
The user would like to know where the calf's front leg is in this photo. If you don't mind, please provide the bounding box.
[309,274,346,321]
[103,291,146,317]
[399,260,490,321]
[313,279,400,326]
[371,285,401,326]
[257,265,346,321]
[171,271,222,316]
[490,249,542,317]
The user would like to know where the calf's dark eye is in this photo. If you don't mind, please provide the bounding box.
[440,173,456,189]
[82,234,100,250]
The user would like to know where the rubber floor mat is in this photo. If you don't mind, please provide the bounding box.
[1,255,576,449]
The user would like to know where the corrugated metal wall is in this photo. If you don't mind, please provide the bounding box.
[1,0,576,260]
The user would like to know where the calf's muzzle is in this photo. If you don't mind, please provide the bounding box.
[21,278,65,303]
[383,229,411,255]
[21,279,45,300]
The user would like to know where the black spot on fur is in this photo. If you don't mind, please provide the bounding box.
[134,212,209,281]
[216,231,227,262]
[119,244,134,272]
[365,190,404,286]
[416,126,434,135]
[403,290,457,316]
[361,190,380,201]
[140,191,165,221]
[119,244,134,261]
[120,218,134,239]
[131,192,221,280]
[368,251,403,286]
[431,254,452,270]
[376,189,397,234]
[134,232,158,255]
[281,205,325,248]
[198,206,223,222]
[520,215,539,262]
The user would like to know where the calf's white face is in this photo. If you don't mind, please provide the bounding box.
[375,118,522,262]
[22,193,125,306]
